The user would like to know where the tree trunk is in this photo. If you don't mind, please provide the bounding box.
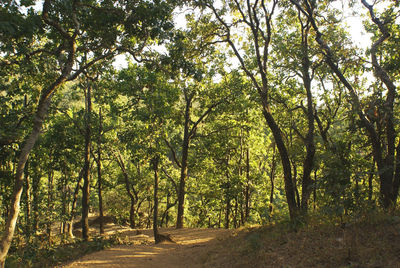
[291,0,399,210]
[269,144,277,214]
[32,168,41,236]
[292,161,301,209]
[313,169,317,212]
[0,2,79,261]
[60,173,68,236]
[164,191,171,227]
[233,198,238,228]
[160,194,177,227]
[262,109,298,220]
[225,187,231,229]
[81,82,92,241]
[176,95,191,229]
[392,143,400,203]
[68,169,83,238]
[0,93,55,266]
[46,169,54,246]
[114,151,137,229]
[97,107,104,234]
[152,156,161,244]
[23,161,31,242]
[244,147,250,222]
[299,22,316,214]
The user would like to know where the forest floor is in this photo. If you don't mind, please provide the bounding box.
[59,213,400,268]
[61,227,233,268]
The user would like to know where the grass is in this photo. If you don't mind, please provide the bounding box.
[201,212,400,268]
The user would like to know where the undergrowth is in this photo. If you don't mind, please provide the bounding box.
[6,233,125,268]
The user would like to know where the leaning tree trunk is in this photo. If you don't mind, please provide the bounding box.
[262,108,299,220]
[0,93,56,267]
[0,3,77,262]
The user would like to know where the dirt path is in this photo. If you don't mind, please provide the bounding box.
[62,228,232,268]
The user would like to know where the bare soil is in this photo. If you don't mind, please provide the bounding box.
[61,227,233,268]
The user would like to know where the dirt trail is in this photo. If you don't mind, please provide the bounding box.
[62,228,232,268]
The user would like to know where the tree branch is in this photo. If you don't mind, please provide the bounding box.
[163,138,182,168]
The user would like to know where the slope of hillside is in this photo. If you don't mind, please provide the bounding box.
[63,214,400,268]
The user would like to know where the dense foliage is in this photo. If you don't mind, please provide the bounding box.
[0,0,399,266]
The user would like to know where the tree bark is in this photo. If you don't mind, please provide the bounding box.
[299,21,316,213]
[114,151,138,228]
[68,169,83,238]
[0,1,77,261]
[244,147,250,222]
[176,92,192,229]
[60,174,67,236]
[97,107,104,234]
[0,93,56,266]
[152,156,161,243]
[225,184,231,229]
[233,198,238,228]
[46,168,54,246]
[207,0,299,221]
[269,144,277,214]
[81,82,92,241]
[32,167,41,236]
[23,161,31,242]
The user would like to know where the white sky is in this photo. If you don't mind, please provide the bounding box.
[114,2,380,69]
[22,0,387,70]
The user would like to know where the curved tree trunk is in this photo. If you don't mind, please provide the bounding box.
[0,1,78,261]
[0,93,55,267]
[263,109,298,220]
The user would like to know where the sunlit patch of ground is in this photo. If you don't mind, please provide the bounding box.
[62,228,232,268]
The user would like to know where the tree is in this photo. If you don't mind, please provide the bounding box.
[194,0,320,220]
[290,0,400,209]
[0,0,175,264]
